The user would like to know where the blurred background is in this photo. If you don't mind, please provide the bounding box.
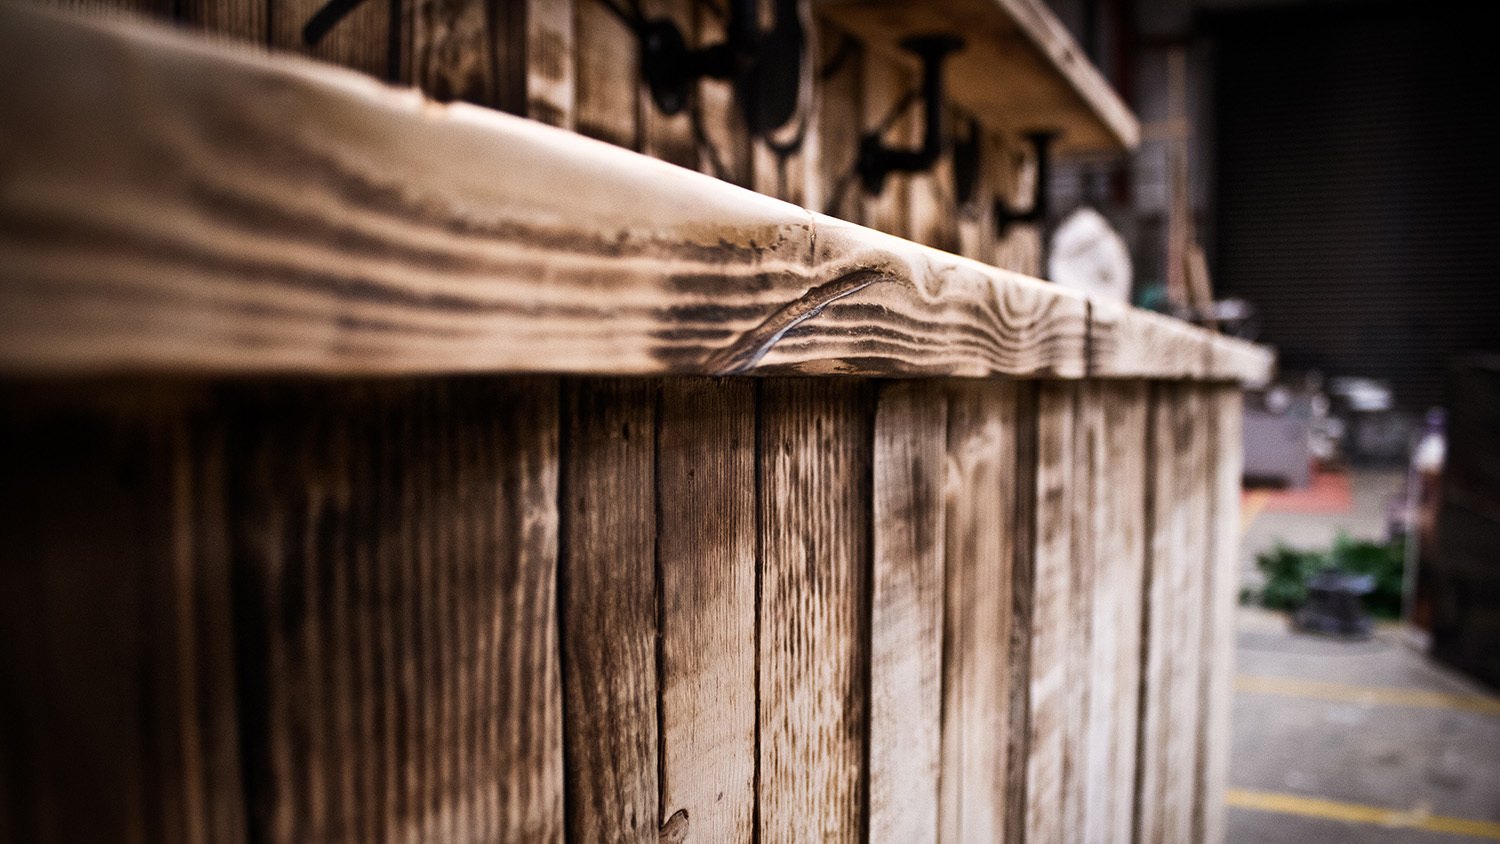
[1040,0,1499,839]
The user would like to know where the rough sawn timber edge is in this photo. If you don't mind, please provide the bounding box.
[0,5,1272,384]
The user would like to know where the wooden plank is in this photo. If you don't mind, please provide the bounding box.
[270,0,390,79]
[405,0,504,106]
[1061,379,1100,843]
[1195,386,1243,844]
[0,6,1269,382]
[526,0,576,127]
[693,0,752,186]
[0,384,246,844]
[656,378,757,844]
[179,0,267,42]
[860,52,912,236]
[1022,381,1075,844]
[815,0,1140,155]
[953,114,996,263]
[1163,386,1209,844]
[1090,299,1212,380]
[560,378,659,843]
[939,380,1020,844]
[575,0,639,149]
[752,0,817,206]
[868,381,947,844]
[1136,382,1208,844]
[758,378,871,842]
[1083,381,1150,844]
[638,0,696,166]
[228,378,564,842]
[816,23,865,222]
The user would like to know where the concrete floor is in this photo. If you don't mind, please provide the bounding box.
[1229,469,1500,842]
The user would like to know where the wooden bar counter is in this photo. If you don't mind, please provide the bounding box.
[0,5,1270,843]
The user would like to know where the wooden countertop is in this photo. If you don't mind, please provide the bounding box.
[0,5,1267,383]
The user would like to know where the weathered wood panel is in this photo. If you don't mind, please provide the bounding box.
[526,0,576,127]
[939,380,1021,844]
[560,379,659,843]
[1136,382,1212,844]
[271,0,390,79]
[0,377,568,843]
[1195,386,1243,844]
[656,378,758,844]
[867,381,947,843]
[1083,381,1150,844]
[0,385,245,844]
[758,378,872,842]
[1022,381,1076,843]
[231,378,565,843]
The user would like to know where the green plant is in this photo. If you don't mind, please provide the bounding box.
[1247,533,1406,619]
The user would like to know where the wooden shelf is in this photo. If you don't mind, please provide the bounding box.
[0,5,1262,382]
[817,0,1140,155]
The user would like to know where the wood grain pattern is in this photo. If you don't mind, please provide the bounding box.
[270,0,390,79]
[867,381,947,844]
[230,377,565,843]
[0,7,1271,383]
[406,0,506,107]
[1082,381,1150,844]
[0,384,245,844]
[1195,386,1243,844]
[1164,386,1209,844]
[526,0,576,127]
[575,0,639,148]
[656,378,757,844]
[860,52,912,237]
[758,378,872,842]
[0,377,567,843]
[1022,381,1075,844]
[180,0,267,42]
[560,378,659,843]
[1135,382,1212,844]
[939,380,1020,844]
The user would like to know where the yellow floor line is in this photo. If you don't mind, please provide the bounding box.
[1240,489,1270,534]
[1237,673,1500,717]
[1227,788,1500,840]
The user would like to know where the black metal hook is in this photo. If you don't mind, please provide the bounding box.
[856,35,964,196]
[640,0,805,137]
[994,130,1058,234]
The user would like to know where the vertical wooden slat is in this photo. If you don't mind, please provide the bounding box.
[575,0,640,149]
[526,0,576,127]
[861,54,912,234]
[560,378,659,843]
[694,0,751,186]
[0,386,245,844]
[1165,386,1209,843]
[816,23,863,221]
[868,381,946,844]
[1136,382,1174,844]
[939,380,1020,844]
[953,114,995,262]
[656,378,757,843]
[1023,381,1075,843]
[638,0,696,166]
[406,0,499,104]
[270,0,391,79]
[1080,381,1150,844]
[179,0,267,42]
[229,378,564,842]
[758,378,871,842]
[1137,381,1209,844]
[1195,386,1243,844]
[1061,380,1102,843]
[751,0,816,205]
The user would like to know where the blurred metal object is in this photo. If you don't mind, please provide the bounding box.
[1295,570,1375,639]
